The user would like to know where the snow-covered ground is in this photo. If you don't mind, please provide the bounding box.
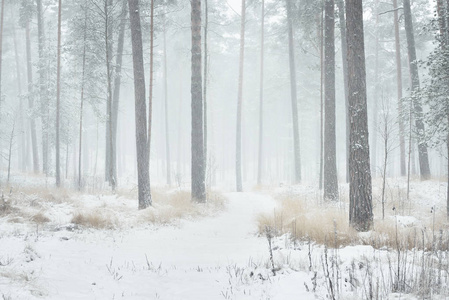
[1,177,448,299]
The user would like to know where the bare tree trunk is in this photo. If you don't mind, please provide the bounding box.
[7,118,16,184]
[78,6,88,190]
[111,0,127,185]
[203,0,208,180]
[56,0,62,186]
[128,0,152,209]
[403,0,431,180]
[163,18,171,186]
[393,0,406,177]
[319,9,324,190]
[191,0,206,201]
[235,0,246,192]
[346,0,373,231]
[337,0,350,183]
[25,21,40,174]
[0,0,4,123]
[371,0,380,176]
[323,0,338,201]
[37,0,49,175]
[257,0,265,185]
[285,0,301,184]
[148,0,154,163]
[13,26,26,172]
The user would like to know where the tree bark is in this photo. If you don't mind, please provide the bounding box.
[0,0,4,126]
[319,9,324,190]
[346,0,373,231]
[403,0,431,180]
[25,21,40,174]
[371,0,380,176]
[191,0,206,201]
[393,0,406,177]
[128,0,152,209]
[78,6,88,190]
[235,0,246,192]
[323,0,338,201]
[56,0,62,186]
[257,0,265,185]
[148,0,154,165]
[163,17,171,186]
[285,0,301,184]
[37,0,49,175]
[336,0,350,183]
[203,0,208,181]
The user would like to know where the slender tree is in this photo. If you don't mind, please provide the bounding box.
[0,0,4,124]
[403,0,431,180]
[257,0,265,185]
[285,0,301,184]
[203,0,208,178]
[346,0,373,231]
[78,5,88,189]
[56,0,62,186]
[162,16,171,186]
[323,0,338,201]
[191,0,206,201]
[128,0,151,209]
[148,0,154,164]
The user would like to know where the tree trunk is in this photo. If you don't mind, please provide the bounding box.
[203,0,208,181]
[235,0,246,192]
[393,0,406,177]
[337,0,350,183]
[25,21,40,174]
[7,118,15,184]
[403,0,431,180]
[128,0,152,209]
[346,0,373,231]
[0,0,4,126]
[78,6,88,190]
[111,0,127,186]
[285,0,301,184]
[323,0,338,201]
[56,0,62,186]
[191,0,206,201]
[148,0,154,165]
[37,0,49,175]
[319,9,324,190]
[163,18,171,186]
[257,0,265,185]
[371,0,380,176]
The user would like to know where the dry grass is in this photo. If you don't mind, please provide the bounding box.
[30,212,50,224]
[71,211,117,229]
[257,186,449,250]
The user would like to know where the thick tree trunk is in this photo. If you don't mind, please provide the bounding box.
[37,0,49,175]
[191,0,206,201]
[163,19,171,186]
[323,0,339,201]
[337,0,350,183]
[403,0,431,180]
[25,22,40,174]
[346,0,373,231]
[285,0,301,184]
[111,0,127,186]
[393,0,406,177]
[56,0,62,186]
[148,0,154,164]
[319,9,324,190]
[0,0,4,125]
[203,0,208,181]
[235,0,246,192]
[371,0,380,176]
[128,0,152,209]
[257,0,265,185]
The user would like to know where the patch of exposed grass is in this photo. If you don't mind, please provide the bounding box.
[71,211,117,229]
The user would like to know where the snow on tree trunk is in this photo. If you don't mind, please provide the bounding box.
[346,0,373,231]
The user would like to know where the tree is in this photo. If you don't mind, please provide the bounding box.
[257,0,264,185]
[346,0,373,231]
[203,0,209,181]
[285,0,301,184]
[191,0,206,201]
[128,0,151,209]
[0,0,4,125]
[56,0,62,186]
[323,0,338,201]
[235,0,245,192]
[148,0,154,168]
[162,14,171,186]
[403,0,431,180]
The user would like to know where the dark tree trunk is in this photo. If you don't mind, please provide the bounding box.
[148,0,154,165]
[319,9,324,190]
[257,0,265,185]
[393,0,406,177]
[236,0,245,192]
[56,0,62,186]
[111,0,127,187]
[323,0,338,201]
[371,0,379,176]
[403,0,431,180]
[37,0,49,175]
[203,0,208,181]
[0,0,4,125]
[337,0,349,183]
[25,21,40,174]
[191,0,206,201]
[346,0,373,231]
[128,0,152,209]
[285,0,301,184]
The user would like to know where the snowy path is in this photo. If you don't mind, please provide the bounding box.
[1,192,313,299]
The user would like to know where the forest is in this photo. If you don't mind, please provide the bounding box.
[0,0,448,299]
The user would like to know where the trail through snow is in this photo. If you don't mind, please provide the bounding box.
[1,192,313,300]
